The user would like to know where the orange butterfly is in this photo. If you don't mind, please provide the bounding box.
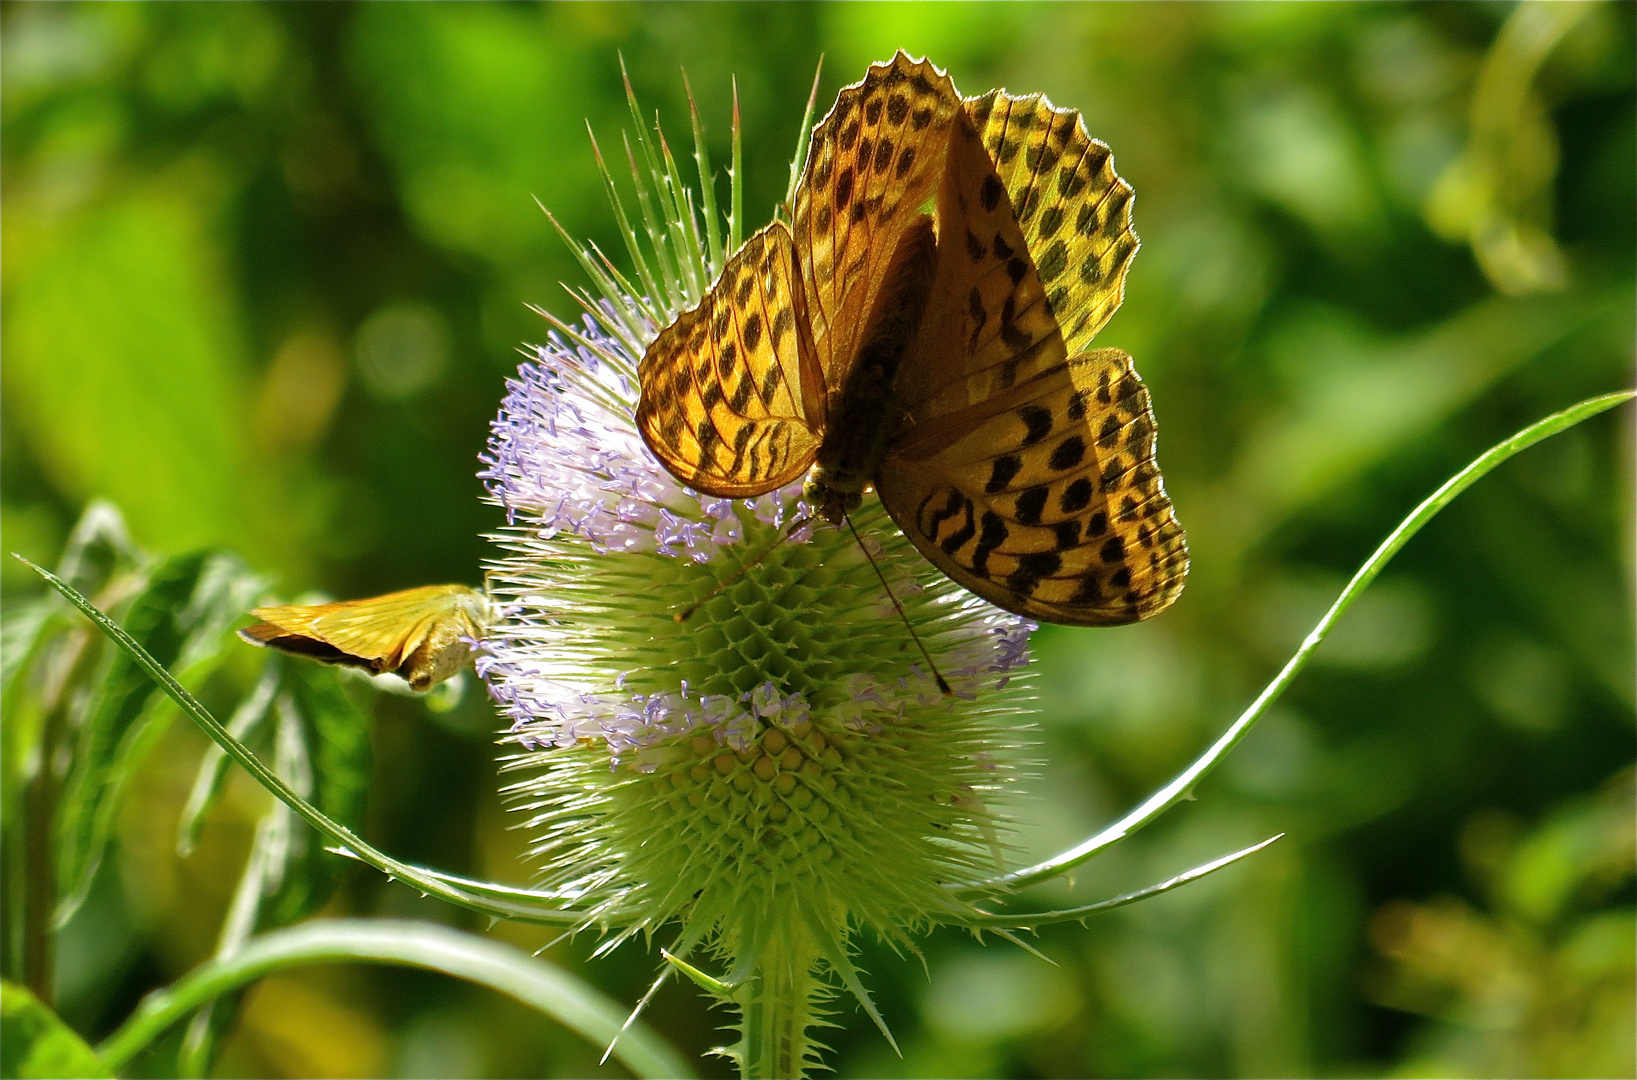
[240,584,487,691]
[635,54,1187,625]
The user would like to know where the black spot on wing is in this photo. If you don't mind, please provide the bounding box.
[940,498,977,554]
[1014,485,1048,526]
[981,173,1004,212]
[985,455,1022,493]
[1048,435,1085,471]
[1017,405,1053,445]
[971,511,1009,578]
[1060,477,1093,513]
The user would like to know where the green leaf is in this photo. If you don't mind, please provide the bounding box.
[1,980,109,1079]
[52,550,263,925]
[95,919,694,1079]
[176,663,280,856]
[961,835,1284,928]
[260,662,372,927]
[2,187,280,563]
[172,658,375,1077]
[4,501,147,805]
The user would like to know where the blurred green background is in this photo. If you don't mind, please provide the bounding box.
[3,2,1633,1077]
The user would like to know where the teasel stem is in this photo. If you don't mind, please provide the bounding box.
[736,919,823,1080]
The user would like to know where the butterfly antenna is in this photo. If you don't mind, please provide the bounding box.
[845,515,951,696]
[676,514,814,623]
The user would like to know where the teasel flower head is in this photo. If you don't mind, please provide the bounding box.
[473,69,1036,1066]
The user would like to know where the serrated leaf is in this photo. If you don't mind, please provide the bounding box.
[1,980,110,1079]
[52,550,264,925]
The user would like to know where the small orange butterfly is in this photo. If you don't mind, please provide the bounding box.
[239,584,488,691]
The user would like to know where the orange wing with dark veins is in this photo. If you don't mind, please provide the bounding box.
[790,52,963,403]
[964,89,1140,354]
[635,223,822,497]
[876,93,1185,626]
[879,350,1187,625]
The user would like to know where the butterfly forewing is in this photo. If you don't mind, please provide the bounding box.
[964,90,1139,355]
[792,53,962,394]
[240,584,488,691]
[636,223,822,497]
[878,350,1187,625]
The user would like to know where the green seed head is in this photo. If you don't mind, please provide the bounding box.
[480,324,1033,955]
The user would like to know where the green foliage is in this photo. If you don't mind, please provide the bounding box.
[53,549,265,925]
[94,919,693,1080]
[1,981,108,1080]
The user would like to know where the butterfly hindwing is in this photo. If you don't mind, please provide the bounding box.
[878,349,1187,625]
[792,52,962,397]
[964,90,1138,354]
[636,222,822,497]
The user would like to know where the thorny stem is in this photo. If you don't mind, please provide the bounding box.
[737,922,822,1080]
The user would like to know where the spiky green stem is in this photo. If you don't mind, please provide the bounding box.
[735,922,822,1080]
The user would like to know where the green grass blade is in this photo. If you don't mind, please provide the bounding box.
[783,57,825,214]
[973,390,1635,894]
[585,240,665,338]
[729,77,744,251]
[623,131,683,317]
[177,661,279,855]
[535,198,655,349]
[15,557,584,928]
[95,919,694,1079]
[54,551,263,927]
[684,70,725,278]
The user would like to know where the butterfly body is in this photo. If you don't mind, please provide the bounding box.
[804,215,938,524]
[637,54,1188,626]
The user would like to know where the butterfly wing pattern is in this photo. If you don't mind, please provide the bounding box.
[789,54,963,393]
[635,54,1188,626]
[877,349,1187,625]
[962,89,1139,354]
[875,88,1186,625]
[635,223,821,497]
[240,584,488,691]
